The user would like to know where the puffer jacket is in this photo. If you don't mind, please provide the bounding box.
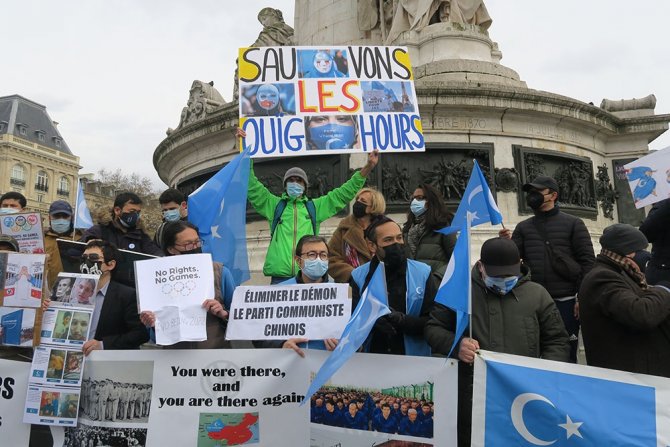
[402,223,455,275]
[425,263,570,361]
[579,254,670,377]
[639,199,670,283]
[81,214,163,257]
[248,165,366,278]
[511,206,595,298]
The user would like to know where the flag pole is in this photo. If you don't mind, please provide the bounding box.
[467,211,473,341]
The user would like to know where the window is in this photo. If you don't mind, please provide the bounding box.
[36,131,46,142]
[53,137,62,147]
[58,176,70,196]
[10,164,25,187]
[0,121,6,132]
[17,124,27,136]
[37,194,44,203]
[35,170,49,192]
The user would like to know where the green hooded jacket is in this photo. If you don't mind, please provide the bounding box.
[248,165,366,278]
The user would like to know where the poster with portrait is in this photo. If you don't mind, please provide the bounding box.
[0,306,37,346]
[40,307,92,348]
[624,146,670,208]
[135,254,214,345]
[0,252,45,308]
[49,273,99,309]
[23,384,80,426]
[30,346,86,387]
[0,212,45,253]
[238,46,424,158]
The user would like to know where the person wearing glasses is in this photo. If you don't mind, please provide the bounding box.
[255,235,340,356]
[139,220,234,349]
[42,239,149,355]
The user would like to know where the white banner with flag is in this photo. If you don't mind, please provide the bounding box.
[472,350,670,446]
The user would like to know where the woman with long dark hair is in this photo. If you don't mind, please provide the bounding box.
[402,183,456,275]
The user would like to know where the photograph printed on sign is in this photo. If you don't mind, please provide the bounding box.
[29,346,85,386]
[49,273,98,309]
[2,253,44,308]
[23,384,80,426]
[304,115,360,151]
[0,306,36,346]
[41,307,93,348]
[297,49,349,78]
[239,83,296,117]
[361,81,415,113]
[64,424,148,447]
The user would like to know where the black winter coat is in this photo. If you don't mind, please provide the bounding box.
[511,206,595,298]
[579,255,670,377]
[402,224,455,275]
[640,199,670,283]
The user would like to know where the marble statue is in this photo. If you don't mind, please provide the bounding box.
[169,81,225,134]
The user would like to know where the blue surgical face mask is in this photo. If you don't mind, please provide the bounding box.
[484,275,519,295]
[310,124,356,149]
[0,208,19,215]
[163,209,181,222]
[410,199,426,217]
[51,218,72,234]
[286,182,305,198]
[303,259,328,280]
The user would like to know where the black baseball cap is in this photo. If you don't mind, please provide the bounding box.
[522,176,559,193]
[480,237,521,277]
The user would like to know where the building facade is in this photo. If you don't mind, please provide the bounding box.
[0,95,80,213]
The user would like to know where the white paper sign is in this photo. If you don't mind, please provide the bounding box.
[624,146,670,208]
[40,307,93,348]
[0,212,45,253]
[226,283,351,340]
[0,359,31,445]
[29,346,85,387]
[135,254,214,345]
[23,383,80,426]
[1,253,45,308]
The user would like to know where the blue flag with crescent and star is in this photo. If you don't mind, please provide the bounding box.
[74,180,93,229]
[302,262,390,404]
[188,146,251,286]
[483,359,657,446]
[438,161,503,235]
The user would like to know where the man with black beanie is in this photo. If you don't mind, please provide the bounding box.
[580,223,670,377]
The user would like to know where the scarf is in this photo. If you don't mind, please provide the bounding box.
[601,248,648,289]
[406,216,426,258]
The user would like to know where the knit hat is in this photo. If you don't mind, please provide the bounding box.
[599,223,648,255]
[283,167,308,186]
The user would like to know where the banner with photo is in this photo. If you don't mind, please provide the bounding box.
[0,252,45,308]
[472,350,670,446]
[3,349,458,446]
[624,146,670,208]
[238,46,425,157]
[306,350,458,447]
[226,283,351,340]
[0,359,31,445]
[0,212,45,253]
[40,307,92,348]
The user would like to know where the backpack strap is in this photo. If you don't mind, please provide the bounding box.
[270,199,288,238]
[270,199,318,237]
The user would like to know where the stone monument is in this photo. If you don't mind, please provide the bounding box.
[154,1,670,280]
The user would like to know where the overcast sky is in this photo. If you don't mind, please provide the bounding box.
[3,0,669,189]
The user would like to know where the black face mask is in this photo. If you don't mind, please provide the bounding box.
[119,212,140,229]
[525,191,546,210]
[379,243,406,268]
[176,247,203,255]
[352,201,367,218]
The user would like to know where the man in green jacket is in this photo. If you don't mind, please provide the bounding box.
[249,151,379,283]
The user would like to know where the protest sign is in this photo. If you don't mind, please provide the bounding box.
[48,273,98,309]
[238,46,425,157]
[30,346,85,387]
[0,306,37,346]
[226,283,351,340]
[40,307,92,348]
[0,359,31,445]
[0,212,45,253]
[0,252,45,308]
[624,146,670,208]
[472,350,670,446]
[23,384,80,426]
[135,254,215,345]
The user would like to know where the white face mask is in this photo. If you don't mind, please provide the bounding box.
[0,208,19,215]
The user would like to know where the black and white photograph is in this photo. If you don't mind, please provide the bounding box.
[64,424,148,447]
[78,361,154,426]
